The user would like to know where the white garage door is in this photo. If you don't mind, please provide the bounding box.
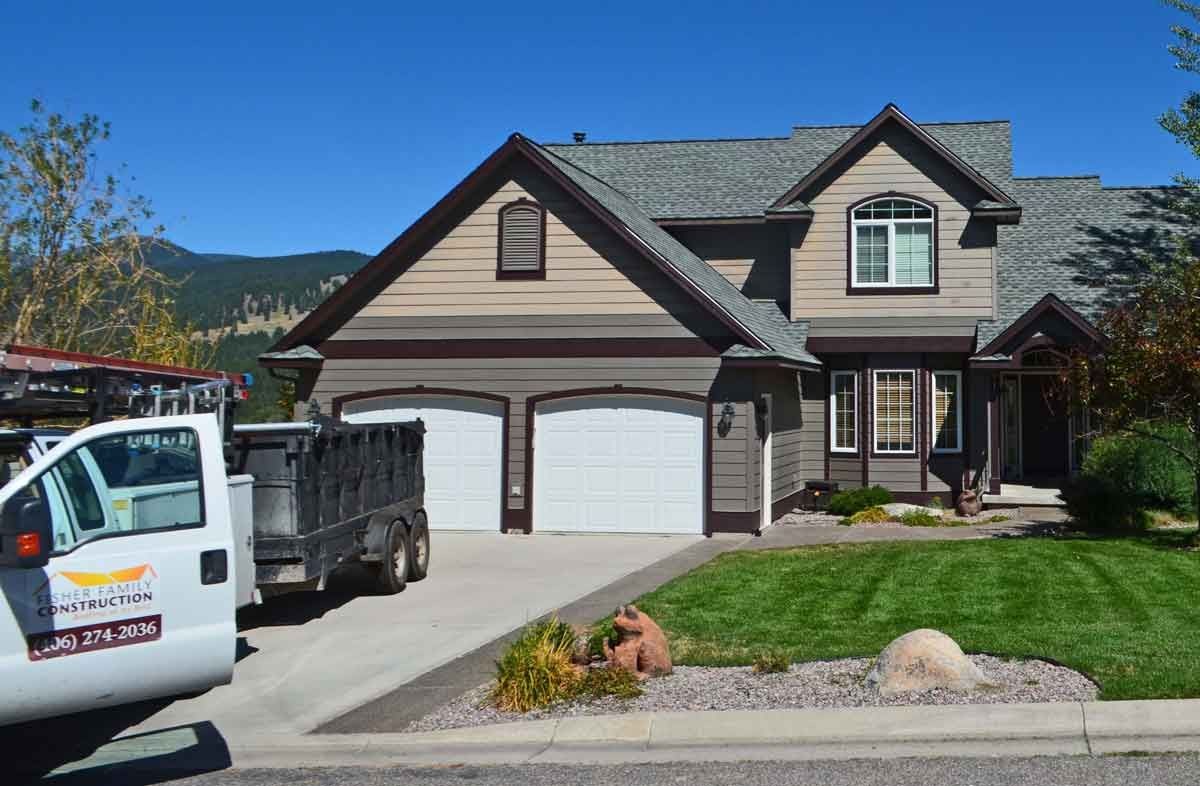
[342,396,503,531]
[533,396,704,534]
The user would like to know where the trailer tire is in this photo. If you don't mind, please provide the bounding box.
[407,511,430,582]
[376,520,409,595]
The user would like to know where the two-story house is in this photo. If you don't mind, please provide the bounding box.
[262,104,1174,535]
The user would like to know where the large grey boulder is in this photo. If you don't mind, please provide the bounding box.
[865,629,997,696]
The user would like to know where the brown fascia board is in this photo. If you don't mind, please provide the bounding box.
[769,103,1016,211]
[973,293,1105,358]
[274,134,766,353]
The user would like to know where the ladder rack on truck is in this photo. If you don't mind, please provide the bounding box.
[0,344,251,437]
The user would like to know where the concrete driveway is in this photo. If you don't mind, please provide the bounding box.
[124,532,699,739]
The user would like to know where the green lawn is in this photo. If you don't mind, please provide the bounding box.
[633,535,1200,700]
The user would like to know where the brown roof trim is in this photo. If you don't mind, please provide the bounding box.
[807,336,976,354]
[769,103,1015,211]
[318,337,721,359]
[273,133,766,353]
[974,294,1105,358]
[721,356,821,372]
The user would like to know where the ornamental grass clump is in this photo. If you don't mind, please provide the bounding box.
[491,618,581,712]
[841,506,891,526]
[577,665,643,700]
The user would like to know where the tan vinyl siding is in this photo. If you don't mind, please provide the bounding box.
[791,126,996,319]
[670,224,790,301]
[329,314,700,342]
[361,167,708,319]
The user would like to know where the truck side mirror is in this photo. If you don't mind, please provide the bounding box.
[0,494,51,570]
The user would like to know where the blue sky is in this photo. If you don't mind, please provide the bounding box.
[1,0,1195,256]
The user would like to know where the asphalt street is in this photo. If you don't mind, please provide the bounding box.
[39,756,1200,786]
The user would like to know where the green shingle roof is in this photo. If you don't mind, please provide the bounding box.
[545,121,1013,220]
[977,177,1183,352]
[527,140,819,367]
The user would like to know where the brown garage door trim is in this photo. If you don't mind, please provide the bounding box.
[331,387,512,532]
[514,386,711,535]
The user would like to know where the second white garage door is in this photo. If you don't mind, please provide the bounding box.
[341,396,503,531]
[533,396,704,534]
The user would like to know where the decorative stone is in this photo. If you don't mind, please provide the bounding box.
[956,490,983,517]
[865,629,998,696]
[880,502,944,518]
[603,605,673,679]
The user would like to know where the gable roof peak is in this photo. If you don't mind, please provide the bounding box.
[771,103,1016,210]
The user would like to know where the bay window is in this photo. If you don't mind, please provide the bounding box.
[931,371,962,453]
[873,370,915,453]
[829,371,857,453]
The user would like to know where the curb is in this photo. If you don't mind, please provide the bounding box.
[43,699,1200,774]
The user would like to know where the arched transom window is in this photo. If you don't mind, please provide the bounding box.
[850,197,935,289]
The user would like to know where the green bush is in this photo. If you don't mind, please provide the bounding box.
[491,618,581,712]
[926,495,945,510]
[752,650,791,674]
[586,618,617,661]
[577,666,643,700]
[827,485,893,516]
[898,510,944,527]
[841,506,891,526]
[1079,425,1195,517]
[1062,474,1152,532]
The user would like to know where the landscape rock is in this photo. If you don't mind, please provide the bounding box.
[956,490,983,517]
[603,605,672,679]
[880,502,945,518]
[865,629,998,696]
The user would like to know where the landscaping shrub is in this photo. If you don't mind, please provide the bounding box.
[577,665,643,700]
[491,618,581,712]
[1061,474,1152,532]
[1078,425,1195,517]
[827,485,893,516]
[926,495,945,510]
[898,510,945,527]
[841,506,891,526]
[752,650,790,674]
[586,618,617,661]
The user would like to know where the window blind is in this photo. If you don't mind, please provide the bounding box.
[894,223,932,285]
[932,372,960,451]
[874,371,915,452]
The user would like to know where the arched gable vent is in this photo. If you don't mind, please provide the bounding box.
[497,199,546,279]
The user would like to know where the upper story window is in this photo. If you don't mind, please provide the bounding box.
[496,198,546,279]
[850,197,936,291]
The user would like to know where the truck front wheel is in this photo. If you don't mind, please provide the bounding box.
[407,511,430,582]
[376,520,409,595]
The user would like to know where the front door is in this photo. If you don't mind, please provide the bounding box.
[0,415,236,724]
[1021,375,1069,478]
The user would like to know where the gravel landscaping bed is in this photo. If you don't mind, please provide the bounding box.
[407,655,1097,733]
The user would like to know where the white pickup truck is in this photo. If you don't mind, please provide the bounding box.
[0,415,254,725]
[0,411,429,726]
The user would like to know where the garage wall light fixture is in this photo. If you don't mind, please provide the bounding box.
[718,402,735,436]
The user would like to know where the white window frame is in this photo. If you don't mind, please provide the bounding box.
[872,369,917,455]
[829,370,858,454]
[930,370,963,454]
[850,197,935,288]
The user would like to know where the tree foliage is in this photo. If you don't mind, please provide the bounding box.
[0,100,209,366]
[1068,2,1200,525]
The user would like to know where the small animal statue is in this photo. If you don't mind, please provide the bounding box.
[603,604,673,679]
[956,489,982,517]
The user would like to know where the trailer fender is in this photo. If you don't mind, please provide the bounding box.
[362,509,403,561]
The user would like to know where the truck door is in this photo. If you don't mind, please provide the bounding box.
[0,414,236,725]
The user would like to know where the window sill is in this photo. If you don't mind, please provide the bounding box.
[846,285,939,296]
[496,269,547,280]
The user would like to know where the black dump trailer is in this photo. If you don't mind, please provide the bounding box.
[227,419,429,595]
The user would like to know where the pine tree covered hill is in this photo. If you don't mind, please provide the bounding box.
[154,242,371,332]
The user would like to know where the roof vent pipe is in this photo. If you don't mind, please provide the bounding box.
[572,131,587,144]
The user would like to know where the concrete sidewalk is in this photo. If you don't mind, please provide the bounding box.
[43,699,1200,776]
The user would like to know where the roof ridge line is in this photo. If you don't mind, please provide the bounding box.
[542,135,790,147]
[790,118,1011,130]
[1014,174,1102,181]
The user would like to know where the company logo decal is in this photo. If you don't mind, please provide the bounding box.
[32,563,158,620]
